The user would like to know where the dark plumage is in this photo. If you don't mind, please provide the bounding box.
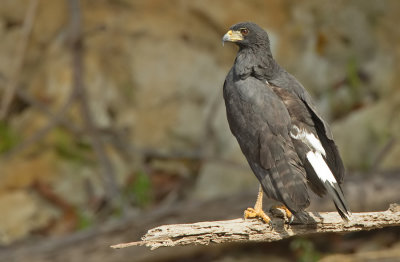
[222,22,350,222]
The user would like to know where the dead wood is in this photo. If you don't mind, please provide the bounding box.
[111,204,400,250]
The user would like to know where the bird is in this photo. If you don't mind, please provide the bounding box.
[222,22,351,223]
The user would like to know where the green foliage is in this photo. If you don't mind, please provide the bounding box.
[52,128,92,164]
[77,210,94,230]
[290,237,320,262]
[346,57,362,101]
[125,171,152,208]
[111,204,123,218]
[0,121,19,153]
[347,57,361,88]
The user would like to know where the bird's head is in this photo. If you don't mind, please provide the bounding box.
[222,22,270,49]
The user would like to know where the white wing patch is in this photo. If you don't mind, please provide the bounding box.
[290,125,337,185]
[306,151,337,184]
[290,126,326,156]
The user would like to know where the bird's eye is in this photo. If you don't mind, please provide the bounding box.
[240,28,249,35]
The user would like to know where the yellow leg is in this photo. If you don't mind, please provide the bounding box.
[244,185,271,224]
[271,204,294,223]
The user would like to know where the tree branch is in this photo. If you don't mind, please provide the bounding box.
[67,0,119,201]
[111,203,400,250]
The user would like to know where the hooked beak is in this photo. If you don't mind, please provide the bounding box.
[222,30,243,46]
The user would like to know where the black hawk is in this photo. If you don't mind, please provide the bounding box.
[222,22,350,223]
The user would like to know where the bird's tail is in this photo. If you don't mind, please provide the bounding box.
[325,180,351,221]
[306,151,351,221]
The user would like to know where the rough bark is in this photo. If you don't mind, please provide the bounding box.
[111,204,400,250]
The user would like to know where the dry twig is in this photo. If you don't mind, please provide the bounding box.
[67,0,119,201]
[5,87,78,157]
[111,204,400,250]
[0,0,38,119]
[13,87,82,134]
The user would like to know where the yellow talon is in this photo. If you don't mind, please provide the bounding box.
[244,207,271,224]
[271,205,294,223]
[243,185,271,224]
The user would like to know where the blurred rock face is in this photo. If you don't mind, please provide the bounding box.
[0,0,399,243]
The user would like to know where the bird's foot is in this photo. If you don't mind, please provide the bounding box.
[244,207,271,224]
[270,205,294,224]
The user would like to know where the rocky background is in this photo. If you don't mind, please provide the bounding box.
[0,0,399,261]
